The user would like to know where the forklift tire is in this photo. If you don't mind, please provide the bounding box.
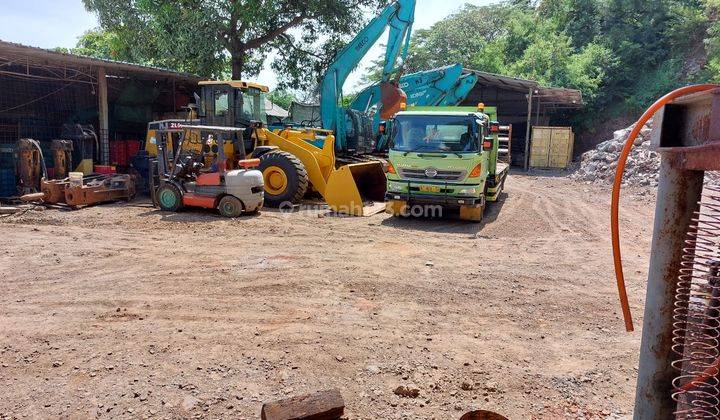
[258,151,309,207]
[218,195,243,218]
[157,184,183,212]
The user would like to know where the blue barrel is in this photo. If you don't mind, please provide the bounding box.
[0,168,17,198]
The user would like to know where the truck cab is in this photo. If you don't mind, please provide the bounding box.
[384,105,509,221]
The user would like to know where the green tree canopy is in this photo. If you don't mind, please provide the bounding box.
[362,0,720,127]
[82,0,385,88]
[267,89,298,110]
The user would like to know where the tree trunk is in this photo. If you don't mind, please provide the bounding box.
[231,50,245,80]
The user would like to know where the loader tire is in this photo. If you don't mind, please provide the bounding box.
[157,183,183,212]
[258,151,309,207]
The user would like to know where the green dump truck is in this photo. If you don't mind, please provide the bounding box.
[384,105,509,222]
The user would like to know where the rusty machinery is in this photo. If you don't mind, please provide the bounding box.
[611,87,720,418]
[61,124,97,174]
[40,174,135,208]
[17,138,46,194]
[51,139,73,179]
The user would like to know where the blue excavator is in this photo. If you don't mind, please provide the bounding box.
[395,64,478,108]
[357,64,479,151]
[314,0,415,156]
[285,0,481,156]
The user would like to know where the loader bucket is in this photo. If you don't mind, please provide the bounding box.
[324,162,387,216]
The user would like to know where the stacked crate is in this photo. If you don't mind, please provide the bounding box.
[529,126,575,169]
[109,140,142,166]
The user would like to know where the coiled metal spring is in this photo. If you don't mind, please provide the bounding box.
[672,183,720,418]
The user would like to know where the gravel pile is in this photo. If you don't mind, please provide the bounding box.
[572,120,660,186]
[572,120,720,187]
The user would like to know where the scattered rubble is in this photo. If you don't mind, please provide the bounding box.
[393,386,420,398]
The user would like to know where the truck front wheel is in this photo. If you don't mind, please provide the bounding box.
[459,204,484,222]
[385,200,408,217]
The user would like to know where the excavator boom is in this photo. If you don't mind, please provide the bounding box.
[319,0,415,154]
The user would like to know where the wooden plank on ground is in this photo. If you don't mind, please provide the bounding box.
[261,389,344,420]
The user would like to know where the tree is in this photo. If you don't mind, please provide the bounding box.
[56,29,146,64]
[267,89,298,110]
[83,0,385,86]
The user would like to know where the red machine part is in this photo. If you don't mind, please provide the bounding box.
[238,158,260,169]
[379,81,407,120]
[182,193,216,209]
[196,172,221,186]
[41,174,135,207]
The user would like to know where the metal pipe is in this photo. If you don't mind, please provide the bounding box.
[523,87,533,171]
[633,158,704,419]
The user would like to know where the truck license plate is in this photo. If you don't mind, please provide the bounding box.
[419,185,441,193]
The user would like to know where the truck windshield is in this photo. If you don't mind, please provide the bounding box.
[391,115,478,153]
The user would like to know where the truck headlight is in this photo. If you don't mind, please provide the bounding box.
[387,183,404,192]
[459,188,478,195]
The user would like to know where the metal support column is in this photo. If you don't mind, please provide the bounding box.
[633,158,704,419]
[523,87,533,171]
[97,66,109,165]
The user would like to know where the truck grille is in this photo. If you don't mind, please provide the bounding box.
[398,168,466,182]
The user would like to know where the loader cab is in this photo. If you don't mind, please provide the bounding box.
[197,81,269,128]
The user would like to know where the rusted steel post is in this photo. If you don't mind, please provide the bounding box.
[97,66,109,165]
[633,157,704,419]
[523,87,533,171]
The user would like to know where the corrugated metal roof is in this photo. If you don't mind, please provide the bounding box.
[463,68,583,107]
[0,39,203,83]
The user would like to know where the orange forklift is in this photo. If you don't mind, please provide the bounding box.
[150,125,264,217]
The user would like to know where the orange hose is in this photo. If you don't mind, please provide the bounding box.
[678,356,720,392]
[611,84,719,332]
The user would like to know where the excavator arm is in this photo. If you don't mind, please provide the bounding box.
[400,64,479,107]
[360,64,480,152]
[319,0,415,153]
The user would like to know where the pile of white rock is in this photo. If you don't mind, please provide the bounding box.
[572,120,660,187]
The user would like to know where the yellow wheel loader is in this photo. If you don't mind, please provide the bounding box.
[136,81,386,216]
[250,124,386,216]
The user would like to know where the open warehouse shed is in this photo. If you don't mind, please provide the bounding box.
[459,69,583,168]
[0,40,201,197]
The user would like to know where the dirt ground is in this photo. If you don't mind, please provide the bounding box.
[0,171,657,419]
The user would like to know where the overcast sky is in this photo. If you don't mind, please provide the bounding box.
[0,0,494,90]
